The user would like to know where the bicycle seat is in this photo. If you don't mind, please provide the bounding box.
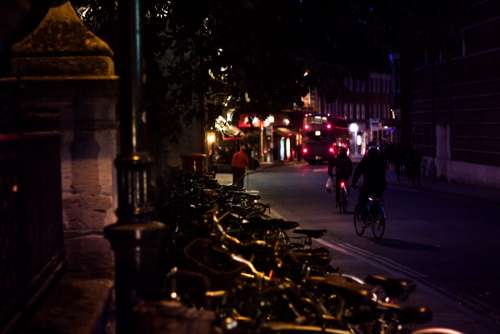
[272,219,300,230]
[260,321,352,334]
[244,189,260,196]
[243,218,299,231]
[307,275,373,303]
[293,228,327,239]
[364,275,416,301]
[232,190,260,197]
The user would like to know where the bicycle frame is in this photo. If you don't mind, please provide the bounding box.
[367,196,385,220]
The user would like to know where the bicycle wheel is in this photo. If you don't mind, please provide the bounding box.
[353,210,366,236]
[371,215,386,240]
[336,200,342,214]
[341,194,348,214]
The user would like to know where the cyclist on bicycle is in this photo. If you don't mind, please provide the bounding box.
[352,145,387,218]
[328,147,353,206]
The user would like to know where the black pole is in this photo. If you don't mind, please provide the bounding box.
[119,0,142,155]
[105,1,165,333]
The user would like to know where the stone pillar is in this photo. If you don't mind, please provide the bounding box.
[6,1,119,232]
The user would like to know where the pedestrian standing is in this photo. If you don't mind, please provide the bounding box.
[406,146,422,186]
[394,144,402,182]
[414,147,423,186]
[231,145,249,188]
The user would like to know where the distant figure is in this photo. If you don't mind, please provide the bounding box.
[406,146,422,186]
[393,144,402,182]
[231,145,249,188]
[414,148,423,186]
[222,147,231,164]
[328,147,353,206]
[429,159,437,181]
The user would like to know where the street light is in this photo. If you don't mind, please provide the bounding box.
[348,123,359,157]
[349,122,359,133]
[207,131,216,145]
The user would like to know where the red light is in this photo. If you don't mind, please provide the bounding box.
[340,181,346,188]
[304,124,310,130]
[329,147,335,153]
[326,123,332,129]
[302,147,308,154]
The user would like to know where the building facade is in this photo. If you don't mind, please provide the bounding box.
[307,71,398,156]
[410,0,500,187]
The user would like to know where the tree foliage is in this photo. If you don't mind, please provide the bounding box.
[69,0,464,148]
[72,0,391,119]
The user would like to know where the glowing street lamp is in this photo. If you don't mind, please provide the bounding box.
[348,122,359,133]
[207,131,216,145]
[252,117,261,127]
[348,123,359,157]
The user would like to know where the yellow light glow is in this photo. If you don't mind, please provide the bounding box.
[207,132,216,145]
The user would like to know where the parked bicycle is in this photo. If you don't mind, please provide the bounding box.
[150,169,464,334]
[353,194,386,240]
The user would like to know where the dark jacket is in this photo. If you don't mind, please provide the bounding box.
[352,154,386,193]
[328,156,353,180]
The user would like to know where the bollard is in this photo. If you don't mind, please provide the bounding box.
[105,153,166,334]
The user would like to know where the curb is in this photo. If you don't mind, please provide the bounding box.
[247,161,307,175]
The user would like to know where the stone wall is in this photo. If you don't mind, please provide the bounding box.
[4,2,119,231]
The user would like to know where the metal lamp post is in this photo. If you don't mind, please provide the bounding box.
[104,1,166,333]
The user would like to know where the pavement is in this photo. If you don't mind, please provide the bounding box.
[385,168,500,205]
[216,161,500,333]
[13,232,115,334]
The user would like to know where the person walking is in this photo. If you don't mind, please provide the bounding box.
[231,145,249,188]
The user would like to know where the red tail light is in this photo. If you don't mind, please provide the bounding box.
[340,181,346,188]
[304,124,310,130]
[302,147,308,154]
[326,123,332,129]
[329,147,334,153]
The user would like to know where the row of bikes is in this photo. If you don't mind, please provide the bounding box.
[154,170,461,334]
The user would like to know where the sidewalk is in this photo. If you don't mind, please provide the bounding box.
[15,232,115,334]
[386,168,500,205]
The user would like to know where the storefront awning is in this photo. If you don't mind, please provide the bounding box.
[215,115,242,138]
[275,127,294,137]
